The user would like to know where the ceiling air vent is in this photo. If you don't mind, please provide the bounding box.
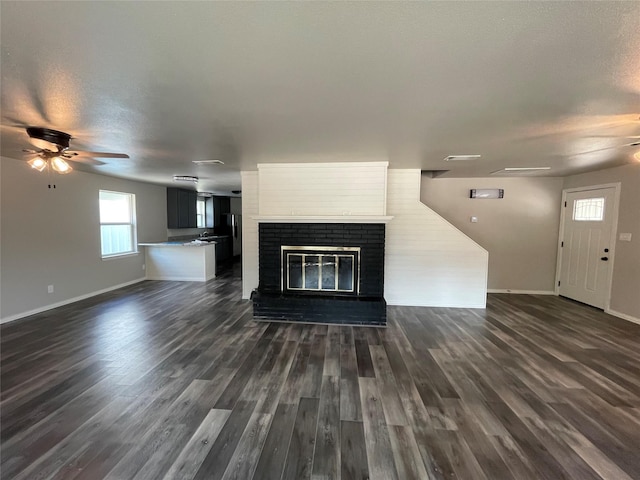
[444,155,481,161]
[173,175,199,183]
[423,170,449,178]
[491,167,551,176]
[192,159,224,165]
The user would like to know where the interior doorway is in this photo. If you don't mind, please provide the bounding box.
[557,184,620,309]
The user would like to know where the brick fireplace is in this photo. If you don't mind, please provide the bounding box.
[252,223,386,326]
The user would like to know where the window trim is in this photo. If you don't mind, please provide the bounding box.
[99,190,138,259]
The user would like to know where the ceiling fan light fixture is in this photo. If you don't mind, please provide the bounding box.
[51,156,72,174]
[26,127,71,150]
[28,157,47,172]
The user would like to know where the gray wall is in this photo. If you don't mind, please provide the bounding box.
[0,157,167,321]
[563,163,640,320]
[421,175,564,292]
[230,197,242,215]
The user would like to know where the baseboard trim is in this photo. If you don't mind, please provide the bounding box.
[145,275,213,282]
[0,277,147,325]
[605,308,640,326]
[385,300,487,309]
[487,289,556,295]
[253,317,387,328]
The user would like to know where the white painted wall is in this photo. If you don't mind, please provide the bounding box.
[386,170,488,307]
[421,175,563,293]
[0,157,167,322]
[241,164,488,308]
[257,162,387,216]
[241,171,259,299]
[563,163,640,322]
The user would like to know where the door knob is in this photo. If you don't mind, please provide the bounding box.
[601,257,609,261]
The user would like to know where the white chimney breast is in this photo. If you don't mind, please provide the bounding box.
[257,162,388,217]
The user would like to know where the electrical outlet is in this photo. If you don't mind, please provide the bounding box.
[619,233,632,242]
[142,264,146,270]
[47,285,54,294]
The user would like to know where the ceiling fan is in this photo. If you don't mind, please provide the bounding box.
[22,126,129,174]
[559,136,640,158]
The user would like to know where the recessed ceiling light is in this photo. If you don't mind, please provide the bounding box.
[173,175,199,183]
[444,155,482,161]
[192,159,224,165]
[502,167,551,171]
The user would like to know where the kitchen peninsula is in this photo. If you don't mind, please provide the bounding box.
[139,241,216,281]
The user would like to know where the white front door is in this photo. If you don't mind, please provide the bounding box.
[559,187,616,309]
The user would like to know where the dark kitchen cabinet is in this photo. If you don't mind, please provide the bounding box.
[215,236,233,270]
[212,196,231,229]
[167,187,197,228]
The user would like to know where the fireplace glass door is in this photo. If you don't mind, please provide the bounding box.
[282,246,360,295]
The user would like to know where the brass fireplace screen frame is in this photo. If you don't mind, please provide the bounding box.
[281,246,361,295]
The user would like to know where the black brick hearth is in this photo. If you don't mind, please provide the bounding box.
[253,223,387,325]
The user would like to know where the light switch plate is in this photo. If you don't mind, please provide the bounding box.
[470,216,478,223]
[619,233,632,242]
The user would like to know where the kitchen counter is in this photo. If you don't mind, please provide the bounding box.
[140,242,216,281]
[138,240,218,247]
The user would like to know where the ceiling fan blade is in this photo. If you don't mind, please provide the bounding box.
[66,157,106,166]
[22,148,40,154]
[1,123,28,135]
[65,151,129,159]
[562,145,629,157]
[583,135,640,139]
[3,116,32,128]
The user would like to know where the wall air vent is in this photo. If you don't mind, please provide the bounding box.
[444,155,482,161]
[173,175,199,183]
[470,188,504,199]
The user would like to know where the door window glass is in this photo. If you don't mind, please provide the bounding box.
[573,198,604,221]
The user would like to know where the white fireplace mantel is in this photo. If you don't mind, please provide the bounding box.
[252,215,394,224]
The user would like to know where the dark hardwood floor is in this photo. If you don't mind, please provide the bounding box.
[2,260,640,480]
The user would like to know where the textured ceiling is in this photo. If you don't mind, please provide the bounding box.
[1,1,639,193]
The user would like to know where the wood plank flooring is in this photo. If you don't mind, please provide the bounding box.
[2,261,640,479]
